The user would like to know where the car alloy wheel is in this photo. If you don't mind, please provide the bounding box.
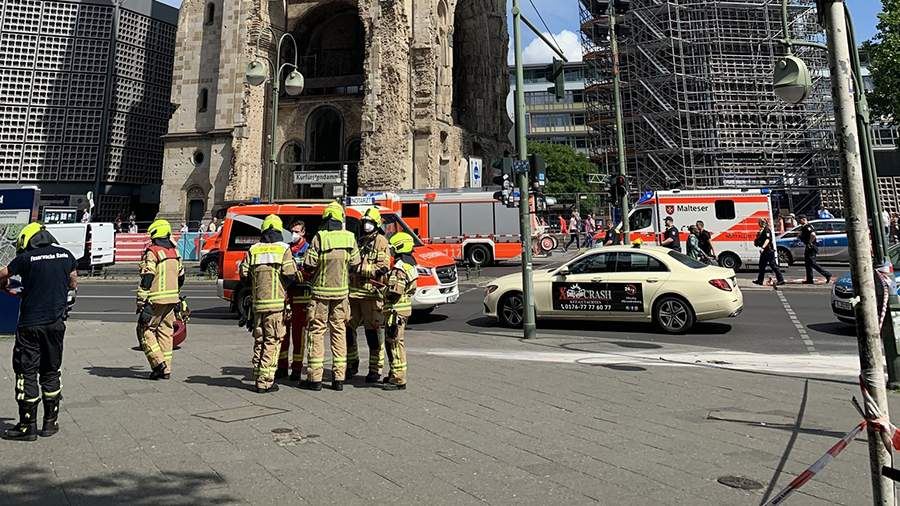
[655,297,694,334]
[499,293,524,328]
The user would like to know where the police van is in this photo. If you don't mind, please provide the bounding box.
[623,189,775,270]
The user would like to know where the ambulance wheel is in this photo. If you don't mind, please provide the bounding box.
[653,296,695,334]
[498,292,524,328]
[718,252,741,270]
[465,244,493,267]
[777,247,793,267]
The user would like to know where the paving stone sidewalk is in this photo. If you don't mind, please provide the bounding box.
[0,319,892,505]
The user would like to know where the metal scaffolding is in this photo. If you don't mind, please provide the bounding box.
[580,0,839,208]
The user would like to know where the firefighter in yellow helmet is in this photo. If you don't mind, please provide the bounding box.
[239,214,300,393]
[137,219,185,380]
[301,202,361,391]
[347,207,390,382]
[0,222,77,441]
[382,232,418,391]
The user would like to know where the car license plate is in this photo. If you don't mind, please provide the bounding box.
[834,300,852,311]
[447,294,459,304]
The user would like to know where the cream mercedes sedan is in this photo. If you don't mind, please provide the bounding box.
[483,245,744,334]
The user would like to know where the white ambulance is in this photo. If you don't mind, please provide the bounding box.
[623,189,775,270]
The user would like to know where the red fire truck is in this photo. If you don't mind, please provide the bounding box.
[369,190,550,266]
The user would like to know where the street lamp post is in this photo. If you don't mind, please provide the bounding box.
[245,29,304,202]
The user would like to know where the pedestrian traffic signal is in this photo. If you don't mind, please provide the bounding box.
[492,158,516,208]
[546,58,565,101]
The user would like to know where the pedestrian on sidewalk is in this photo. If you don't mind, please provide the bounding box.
[583,214,596,248]
[696,220,715,259]
[0,223,77,441]
[798,216,831,284]
[686,225,702,260]
[136,220,185,380]
[564,213,580,251]
[753,218,785,286]
[239,215,300,393]
[301,203,360,392]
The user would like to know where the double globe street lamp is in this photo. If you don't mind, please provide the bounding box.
[245,29,305,202]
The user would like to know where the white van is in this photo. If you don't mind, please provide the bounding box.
[624,189,775,270]
[46,222,116,269]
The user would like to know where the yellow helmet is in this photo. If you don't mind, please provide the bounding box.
[322,202,344,223]
[148,219,172,239]
[261,214,283,232]
[631,237,643,247]
[362,207,382,227]
[17,222,44,251]
[389,232,415,254]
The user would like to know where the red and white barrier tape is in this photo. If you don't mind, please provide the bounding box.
[763,376,897,505]
[764,421,866,505]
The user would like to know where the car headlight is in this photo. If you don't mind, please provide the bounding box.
[484,285,498,297]
[416,266,433,276]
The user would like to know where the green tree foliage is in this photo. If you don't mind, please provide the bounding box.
[868,0,900,122]
[527,142,603,213]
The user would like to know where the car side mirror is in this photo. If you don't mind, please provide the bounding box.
[557,267,570,276]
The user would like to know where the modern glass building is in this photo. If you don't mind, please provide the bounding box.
[0,0,177,220]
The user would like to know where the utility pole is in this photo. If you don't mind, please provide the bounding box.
[609,1,629,234]
[822,1,893,502]
[512,0,536,339]
[510,2,568,339]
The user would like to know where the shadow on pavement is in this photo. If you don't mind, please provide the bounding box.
[408,313,449,325]
[83,366,148,379]
[807,322,855,337]
[464,317,732,336]
[190,308,238,320]
[184,366,256,391]
[609,341,662,349]
[0,464,234,503]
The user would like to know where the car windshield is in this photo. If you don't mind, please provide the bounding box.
[667,250,709,269]
[378,214,424,247]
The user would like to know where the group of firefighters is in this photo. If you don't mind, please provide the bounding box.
[0,201,416,441]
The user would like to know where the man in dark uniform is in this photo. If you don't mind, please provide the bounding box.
[696,220,715,259]
[0,222,77,441]
[753,218,785,286]
[798,217,832,284]
[660,216,681,252]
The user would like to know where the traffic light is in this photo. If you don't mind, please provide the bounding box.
[528,153,546,190]
[546,58,565,101]
[491,157,516,208]
[608,174,627,201]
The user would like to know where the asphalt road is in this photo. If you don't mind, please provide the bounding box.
[71,262,855,358]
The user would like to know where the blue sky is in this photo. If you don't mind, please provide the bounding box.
[157,0,881,60]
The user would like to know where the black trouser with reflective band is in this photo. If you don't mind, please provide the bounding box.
[13,319,65,404]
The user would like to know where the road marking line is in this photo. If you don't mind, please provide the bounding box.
[776,291,818,355]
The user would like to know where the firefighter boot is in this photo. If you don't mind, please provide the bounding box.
[149,362,170,380]
[275,368,288,380]
[365,372,381,383]
[3,401,38,442]
[300,380,323,391]
[382,382,407,391]
[40,397,60,438]
[332,380,344,391]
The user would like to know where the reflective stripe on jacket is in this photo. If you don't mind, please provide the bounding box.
[239,242,299,312]
[304,230,361,300]
[138,245,183,305]
[384,259,418,317]
[349,233,389,299]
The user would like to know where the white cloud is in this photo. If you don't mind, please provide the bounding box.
[508,30,583,65]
